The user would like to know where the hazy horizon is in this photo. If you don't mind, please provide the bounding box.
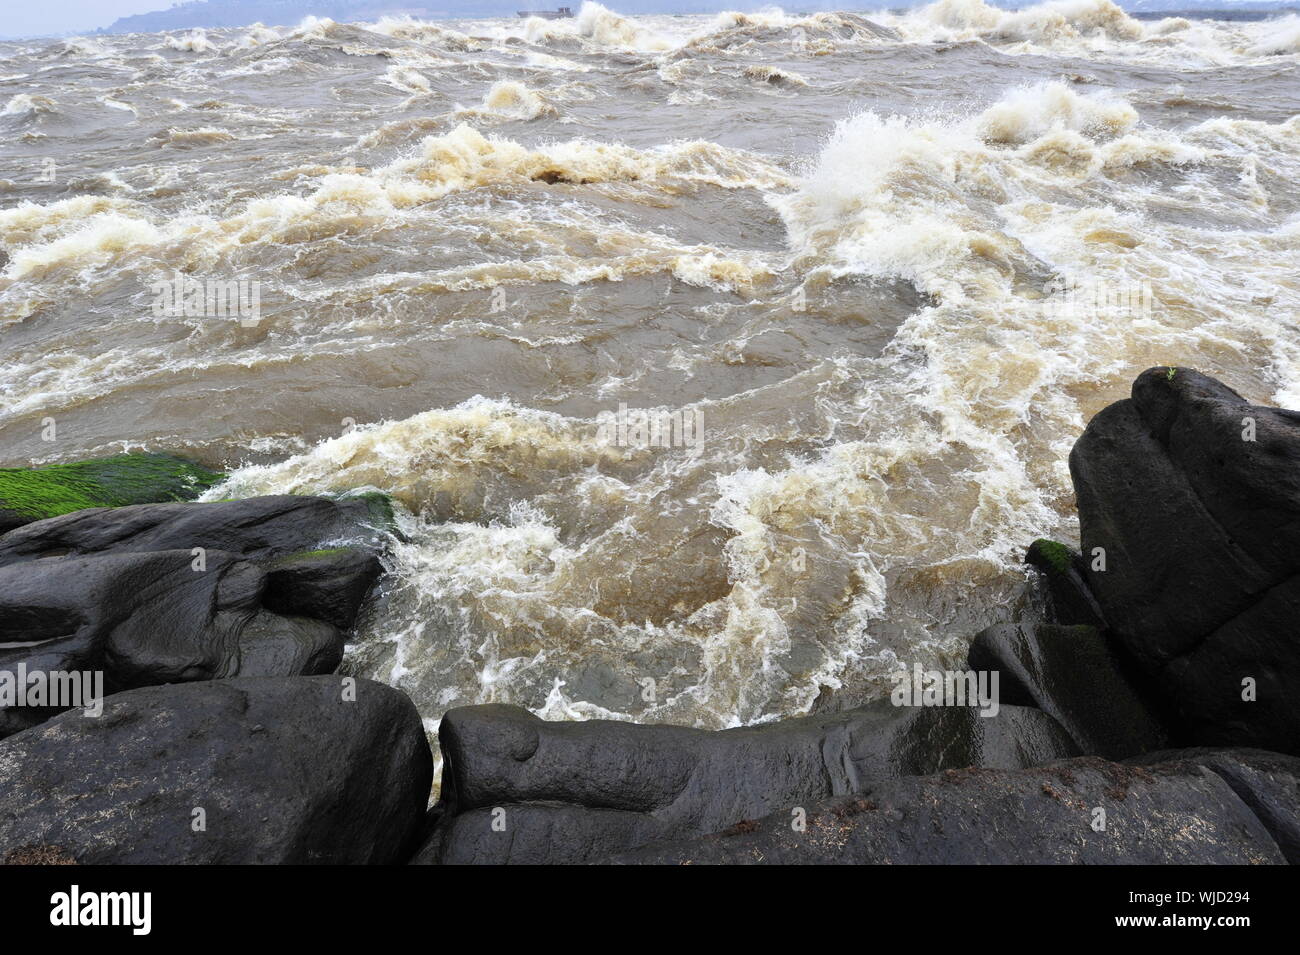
[4,0,1296,41]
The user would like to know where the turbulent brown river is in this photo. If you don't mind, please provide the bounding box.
[2,2,1299,752]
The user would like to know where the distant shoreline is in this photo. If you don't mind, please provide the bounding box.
[0,3,1297,43]
[1128,8,1299,19]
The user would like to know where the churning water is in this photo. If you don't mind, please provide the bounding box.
[2,2,1298,738]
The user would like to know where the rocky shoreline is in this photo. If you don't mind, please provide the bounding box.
[1,366,1296,865]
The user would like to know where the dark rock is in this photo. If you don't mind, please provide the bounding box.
[967,623,1167,760]
[599,756,1286,865]
[1070,367,1300,752]
[0,677,432,864]
[1127,748,1300,865]
[0,548,363,735]
[0,496,389,737]
[1024,539,1106,628]
[0,494,386,568]
[422,699,1078,863]
[421,804,670,866]
[263,547,384,630]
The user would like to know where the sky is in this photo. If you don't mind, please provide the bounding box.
[0,0,1282,41]
[0,0,883,39]
[4,1,169,39]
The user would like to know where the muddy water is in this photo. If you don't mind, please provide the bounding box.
[1,2,1298,735]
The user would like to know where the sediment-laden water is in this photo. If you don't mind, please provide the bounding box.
[2,1,1298,738]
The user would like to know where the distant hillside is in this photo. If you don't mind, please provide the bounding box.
[98,0,1300,35]
[1123,0,1295,11]
[103,2,510,34]
[100,0,736,34]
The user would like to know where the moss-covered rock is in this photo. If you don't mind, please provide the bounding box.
[275,547,351,562]
[0,453,225,534]
[341,491,397,534]
[1024,538,1106,629]
[1027,538,1075,576]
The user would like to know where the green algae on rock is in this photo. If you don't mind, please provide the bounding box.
[1026,538,1075,576]
[0,453,225,533]
[338,491,397,536]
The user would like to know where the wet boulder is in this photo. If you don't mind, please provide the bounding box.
[421,699,1078,864]
[1126,747,1300,865]
[599,755,1286,865]
[0,677,431,864]
[967,623,1167,760]
[262,546,385,631]
[1024,539,1105,628]
[0,493,390,568]
[414,804,669,866]
[1070,368,1300,752]
[0,496,387,737]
